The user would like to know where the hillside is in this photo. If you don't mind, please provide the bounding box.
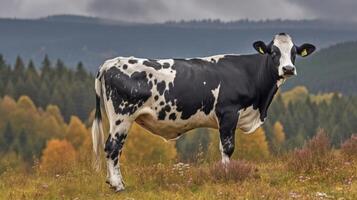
[285,41,357,95]
[0,15,357,94]
[1,15,357,71]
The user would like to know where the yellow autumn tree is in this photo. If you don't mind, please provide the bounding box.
[11,96,39,134]
[273,121,285,145]
[65,116,89,149]
[0,96,17,125]
[235,127,270,160]
[17,95,36,112]
[270,121,286,154]
[282,86,309,106]
[121,123,177,164]
[46,104,64,125]
[39,115,64,139]
[78,127,93,164]
[40,139,77,174]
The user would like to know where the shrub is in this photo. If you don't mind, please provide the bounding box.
[40,139,77,174]
[209,160,257,182]
[341,134,357,160]
[287,129,334,173]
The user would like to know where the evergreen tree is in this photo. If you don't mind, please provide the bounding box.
[2,122,14,152]
[75,62,87,81]
[16,129,33,162]
[13,56,25,82]
[41,54,51,81]
[0,54,6,70]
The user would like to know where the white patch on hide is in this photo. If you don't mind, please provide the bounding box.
[237,106,263,134]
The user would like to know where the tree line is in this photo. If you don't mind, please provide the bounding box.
[0,55,94,121]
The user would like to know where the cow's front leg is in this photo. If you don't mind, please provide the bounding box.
[104,124,129,192]
[218,111,239,165]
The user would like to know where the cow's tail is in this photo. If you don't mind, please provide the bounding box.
[91,68,105,171]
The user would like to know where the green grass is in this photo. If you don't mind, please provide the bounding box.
[0,158,356,200]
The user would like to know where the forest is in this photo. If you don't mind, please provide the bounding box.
[0,55,356,199]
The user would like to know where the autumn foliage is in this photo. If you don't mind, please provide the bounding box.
[40,139,77,174]
[121,123,177,164]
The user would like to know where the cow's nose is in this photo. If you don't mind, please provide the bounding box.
[282,65,295,75]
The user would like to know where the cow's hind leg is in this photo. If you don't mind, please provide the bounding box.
[104,119,132,192]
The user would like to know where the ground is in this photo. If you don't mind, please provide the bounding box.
[0,158,356,200]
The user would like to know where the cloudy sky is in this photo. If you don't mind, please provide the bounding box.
[1,0,356,23]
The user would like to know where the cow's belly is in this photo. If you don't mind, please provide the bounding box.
[135,108,218,140]
[237,105,264,134]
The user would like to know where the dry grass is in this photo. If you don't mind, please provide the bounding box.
[0,155,356,200]
[209,160,258,182]
[287,129,336,173]
[341,134,357,161]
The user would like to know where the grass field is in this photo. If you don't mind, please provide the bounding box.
[0,156,356,200]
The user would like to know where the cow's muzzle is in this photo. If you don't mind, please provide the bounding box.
[282,65,296,77]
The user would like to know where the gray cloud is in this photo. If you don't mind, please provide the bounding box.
[85,0,311,22]
[0,0,88,19]
[288,0,357,21]
[0,0,355,22]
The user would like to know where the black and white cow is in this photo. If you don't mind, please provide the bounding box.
[91,33,315,191]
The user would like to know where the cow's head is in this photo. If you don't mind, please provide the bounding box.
[253,33,315,78]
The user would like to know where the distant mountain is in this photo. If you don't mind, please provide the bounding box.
[39,15,135,26]
[1,15,357,68]
[0,15,356,94]
[284,41,357,95]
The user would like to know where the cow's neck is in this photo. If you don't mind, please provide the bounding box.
[254,55,280,121]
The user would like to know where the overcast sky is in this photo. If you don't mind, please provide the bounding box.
[1,0,356,23]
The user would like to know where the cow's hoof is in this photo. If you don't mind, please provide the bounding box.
[106,180,118,189]
[114,186,125,192]
[107,178,125,191]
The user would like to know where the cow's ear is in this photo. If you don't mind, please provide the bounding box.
[253,41,268,54]
[297,43,316,57]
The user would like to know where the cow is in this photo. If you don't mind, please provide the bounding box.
[91,33,315,192]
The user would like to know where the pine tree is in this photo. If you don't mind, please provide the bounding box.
[75,62,87,81]
[41,54,51,81]
[55,59,66,78]
[2,122,14,151]
[0,54,7,90]
[13,56,25,82]
[0,54,6,70]
[17,129,32,162]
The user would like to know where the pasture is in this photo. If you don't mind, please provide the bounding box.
[1,134,356,200]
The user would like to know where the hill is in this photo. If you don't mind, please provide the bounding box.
[1,15,357,71]
[285,41,357,95]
